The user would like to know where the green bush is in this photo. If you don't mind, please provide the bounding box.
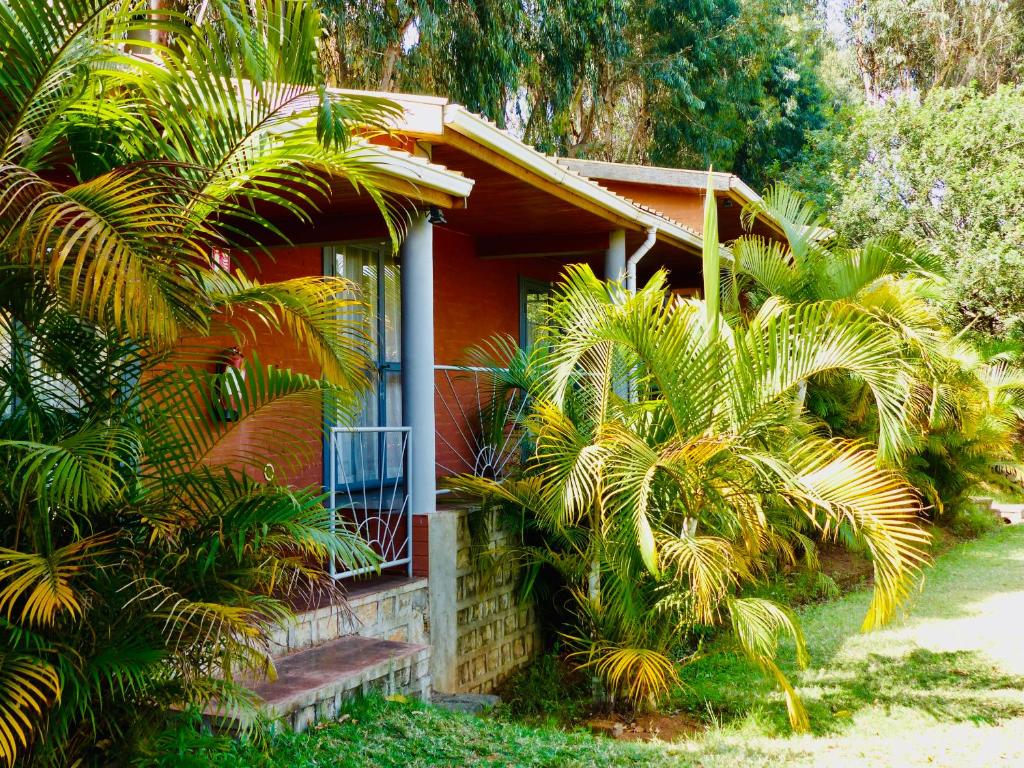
[947,504,1005,540]
[496,651,588,726]
[0,2,398,763]
[451,186,930,730]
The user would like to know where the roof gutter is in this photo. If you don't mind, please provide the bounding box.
[626,227,658,293]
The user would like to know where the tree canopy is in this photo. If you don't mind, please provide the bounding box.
[314,0,838,188]
[845,0,1024,102]
[793,85,1024,341]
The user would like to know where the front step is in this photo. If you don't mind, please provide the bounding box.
[254,635,431,732]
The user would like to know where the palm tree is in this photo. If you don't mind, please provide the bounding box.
[735,185,1024,511]
[451,179,929,729]
[730,184,946,360]
[908,341,1024,516]
[0,1,398,762]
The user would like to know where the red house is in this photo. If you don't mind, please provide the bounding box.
[237,91,781,729]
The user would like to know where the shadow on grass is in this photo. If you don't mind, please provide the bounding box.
[678,647,1024,737]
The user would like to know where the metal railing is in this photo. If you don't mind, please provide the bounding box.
[433,365,529,487]
[327,425,413,579]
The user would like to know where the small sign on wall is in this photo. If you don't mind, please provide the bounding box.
[211,247,232,273]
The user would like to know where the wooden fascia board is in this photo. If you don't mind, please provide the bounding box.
[372,176,461,209]
[440,131,643,232]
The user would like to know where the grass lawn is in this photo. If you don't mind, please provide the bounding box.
[217,526,1024,767]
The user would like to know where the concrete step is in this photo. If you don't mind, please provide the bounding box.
[254,635,431,731]
[992,503,1024,525]
[270,576,429,656]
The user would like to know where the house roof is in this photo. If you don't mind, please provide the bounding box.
[357,142,474,209]
[439,106,703,253]
[555,158,762,208]
[331,89,705,256]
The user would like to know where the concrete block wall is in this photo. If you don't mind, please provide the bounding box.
[452,508,541,693]
[270,577,430,655]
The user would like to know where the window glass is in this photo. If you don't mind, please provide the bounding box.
[520,278,552,349]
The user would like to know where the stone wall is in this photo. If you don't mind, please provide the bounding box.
[452,508,541,693]
[270,577,430,655]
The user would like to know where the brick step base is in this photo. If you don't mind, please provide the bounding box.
[254,635,431,732]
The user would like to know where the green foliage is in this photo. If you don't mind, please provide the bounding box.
[208,529,1024,767]
[733,183,1024,525]
[945,503,1003,540]
[793,86,1024,340]
[0,1,393,763]
[495,651,588,726]
[210,694,677,767]
[449,191,930,727]
[639,0,836,187]
[843,0,1024,100]
[315,0,840,188]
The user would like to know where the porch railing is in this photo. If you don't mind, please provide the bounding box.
[327,425,413,579]
[433,365,529,488]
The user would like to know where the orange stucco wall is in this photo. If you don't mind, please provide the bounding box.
[600,181,705,231]
[432,227,591,481]
[597,180,776,244]
[197,231,592,492]
[433,228,570,366]
[187,246,326,491]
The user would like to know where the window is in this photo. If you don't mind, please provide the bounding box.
[323,242,402,487]
[519,277,552,349]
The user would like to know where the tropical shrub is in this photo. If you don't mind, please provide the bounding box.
[734,184,1024,520]
[451,182,930,729]
[0,1,397,763]
[906,344,1024,520]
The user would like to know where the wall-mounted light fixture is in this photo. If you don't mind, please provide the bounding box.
[427,205,447,225]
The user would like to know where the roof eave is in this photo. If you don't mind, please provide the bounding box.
[441,106,703,253]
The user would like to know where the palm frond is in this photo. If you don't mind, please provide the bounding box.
[574,643,679,708]
[1,164,207,342]
[731,301,913,460]
[202,269,372,388]
[0,650,60,766]
[4,425,140,512]
[727,597,809,731]
[143,356,348,479]
[0,534,115,627]
[0,0,144,163]
[788,440,929,629]
[658,535,739,625]
[741,183,828,264]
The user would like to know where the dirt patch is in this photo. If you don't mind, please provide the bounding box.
[588,712,704,742]
[818,543,874,590]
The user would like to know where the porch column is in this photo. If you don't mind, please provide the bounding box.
[604,228,626,284]
[401,212,437,517]
[401,212,459,693]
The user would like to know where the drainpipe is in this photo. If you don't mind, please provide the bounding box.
[625,227,658,294]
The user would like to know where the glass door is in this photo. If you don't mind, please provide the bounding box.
[324,242,403,490]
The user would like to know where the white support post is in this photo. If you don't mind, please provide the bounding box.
[401,212,460,692]
[401,213,437,517]
[604,228,626,284]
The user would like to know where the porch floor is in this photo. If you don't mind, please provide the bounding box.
[254,635,431,731]
[287,573,420,613]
